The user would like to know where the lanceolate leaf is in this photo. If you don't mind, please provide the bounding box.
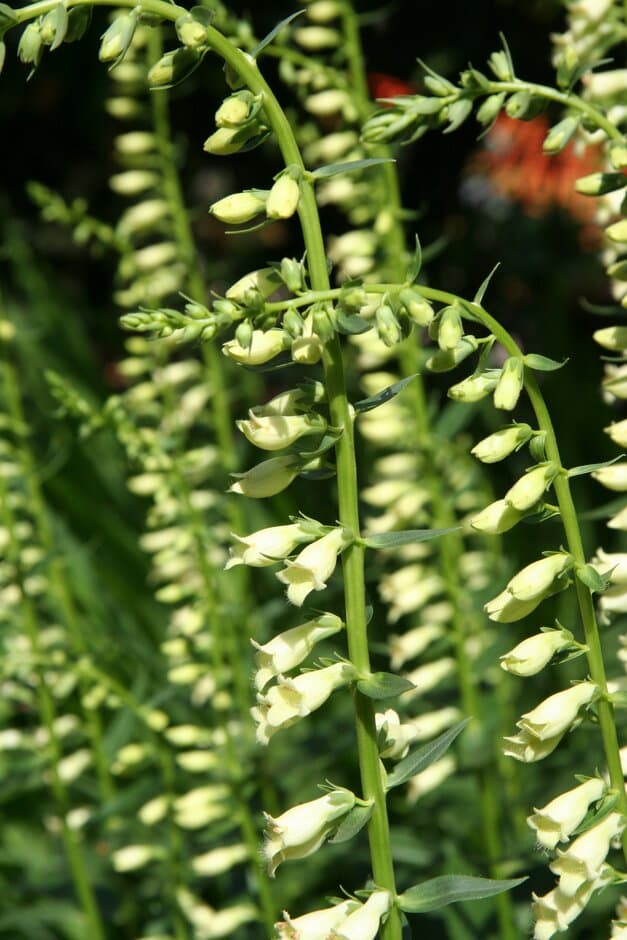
[250,9,303,58]
[311,158,395,180]
[386,718,470,790]
[568,456,624,478]
[397,874,527,913]
[329,802,374,843]
[354,373,419,414]
[575,564,610,594]
[363,527,459,549]
[406,233,423,283]
[357,672,415,700]
[473,263,500,304]
[523,353,568,372]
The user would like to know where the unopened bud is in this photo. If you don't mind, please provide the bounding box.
[148,48,201,89]
[437,304,464,351]
[175,8,213,47]
[399,288,434,326]
[210,191,268,224]
[493,356,524,410]
[266,172,301,220]
[542,115,579,154]
[575,172,627,196]
[448,372,498,402]
[215,90,258,127]
[98,13,137,64]
[18,22,43,65]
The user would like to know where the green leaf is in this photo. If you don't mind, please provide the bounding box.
[398,874,527,913]
[354,374,418,414]
[250,9,303,58]
[65,6,92,43]
[329,802,374,843]
[575,564,610,594]
[0,3,17,33]
[311,157,395,180]
[335,309,371,334]
[407,233,423,283]
[568,456,624,478]
[386,718,470,790]
[357,672,415,700]
[523,353,568,372]
[296,431,341,459]
[363,527,459,549]
[473,264,500,304]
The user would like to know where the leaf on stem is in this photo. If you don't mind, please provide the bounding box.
[406,234,422,284]
[354,374,419,414]
[523,353,568,372]
[250,9,304,59]
[385,718,470,790]
[473,263,500,304]
[568,456,625,478]
[357,673,415,700]
[363,527,459,549]
[397,874,527,913]
[310,158,396,180]
[328,802,374,843]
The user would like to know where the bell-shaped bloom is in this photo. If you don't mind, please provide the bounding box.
[527,777,607,849]
[262,788,355,876]
[500,628,574,676]
[276,527,352,606]
[252,612,344,690]
[517,682,597,741]
[328,890,392,940]
[229,456,301,499]
[223,329,287,365]
[505,462,558,511]
[470,498,523,534]
[502,729,565,763]
[532,880,599,939]
[471,423,533,463]
[252,662,354,744]
[484,590,543,623]
[550,812,624,897]
[506,552,572,602]
[274,899,361,940]
[225,522,316,569]
[237,411,326,451]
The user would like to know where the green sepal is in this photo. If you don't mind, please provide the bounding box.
[0,3,17,34]
[473,264,500,304]
[250,9,303,59]
[568,456,624,479]
[397,874,527,914]
[444,97,473,133]
[65,6,92,43]
[356,672,415,700]
[354,373,418,414]
[575,563,611,594]
[296,431,342,460]
[148,47,204,90]
[528,432,547,462]
[335,310,371,334]
[363,527,458,549]
[310,158,395,180]
[610,691,627,710]
[523,353,568,372]
[385,718,469,791]
[45,3,68,50]
[406,234,422,284]
[328,802,374,843]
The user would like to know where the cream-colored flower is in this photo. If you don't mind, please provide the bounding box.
[550,812,624,896]
[493,356,524,410]
[484,589,543,623]
[505,462,558,511]
[328,890,392,940]
[527,777,606,849]
[518,682,597,741]
[502,729,565,763]
[276,527,352,606]
[470,498,523,534]
[500,628,573,676]
[226,522,317,569]
[506,552,572,602]
[471,424,533,463]
[229,456,301,498]
[222,329,287,365]
[274,899,361,940]
[252,612,344,690]
[267,173,301,219]
[237,412,326,451]
[263,788,355,876]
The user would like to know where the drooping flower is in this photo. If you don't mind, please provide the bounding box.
[527,777,607,849]
[327,890,392,940]
[225,522,317,569]
[517,682,597,741]
[276,527,352,606]
[252,612,344,690]
[500,627,574,676]
[274,899,361,940]
[549,812,624,897]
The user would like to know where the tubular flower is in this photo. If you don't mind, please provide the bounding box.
[237,411,326,451]
[527,777,607,850]
[505,462,559,511]
[252,612,344,690]
[262,788,356,876]
[252,662,355,744]
[327,890,392,940]
[222,329,288,365]
[502,729,566,763]
[276,527,352,606]
[225,522,317,569]
[229,455,302,498]
[517,682,598,741]
[274,899,361,940]
[506,552,572,602]
[549,812,625,897]
[470,498,524,534]
[471,424,533,463]
[500,627,574,676]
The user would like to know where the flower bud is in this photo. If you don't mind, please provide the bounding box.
[18,22,43,66]
[506,552,572,602]
[147,47,201,89]
[542,115,580,154]
[575,171,627,196]
[406,755,456,802]
[471,423,533,463]
[527,777,606,850]
[222,328,287,365]
[115,131,156,155]
[376,709,415,760]
[493,356,524,410]
[304,88,351,116]
[98,13,137,64]
[226,522,317,569]
[237,412,324,451]
[518,681,597,742]
[175,9,212,48]
[476,92,505,125]
[229,455,301,499]
[262,788,356,876]
[398,288,434,327]
[606,220,627,244]
[275,900,361,940]
[610,145,627,170]
[505,462,558,511]
[293,26,340,50]
[203,124,266,155]
[426,336,478,372]
[484,590,544,623]
[267,173,301,220]
[437,304,464,350]
[500,628,573,676]
[252,612,344,690]
[215,90,258,126]
[277,527,352,606]
[470,498,523,534]
[209,190,268,224]
[550,812,624,897]
[594,326,627,351]
[375,301,402,347]
[254,662,354,743]
[448,372,498,402]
